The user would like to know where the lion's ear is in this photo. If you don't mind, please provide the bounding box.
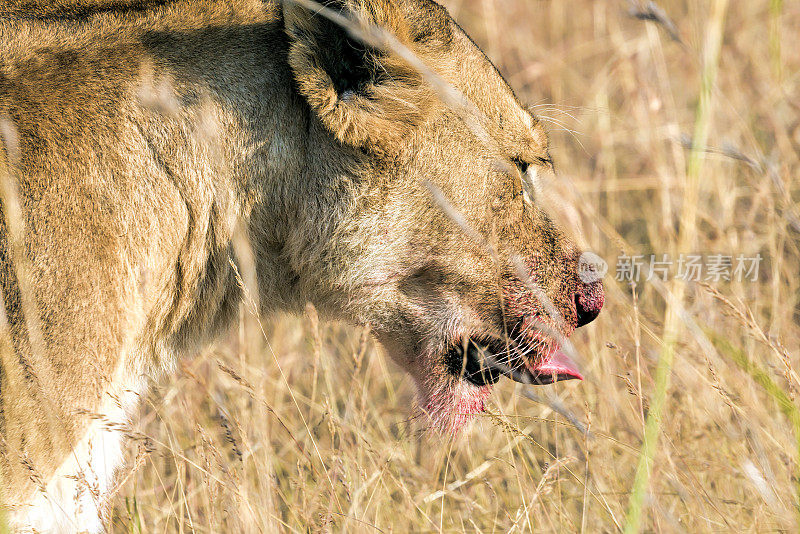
[283,0,451,153]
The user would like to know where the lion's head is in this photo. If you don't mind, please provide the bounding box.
[282,0,604,431]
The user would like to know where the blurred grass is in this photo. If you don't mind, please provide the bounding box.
[625,0,729,531]
[109,0,800,532]
[705,328,800,488]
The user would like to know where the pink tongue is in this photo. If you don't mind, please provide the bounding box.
[536,350,584,381]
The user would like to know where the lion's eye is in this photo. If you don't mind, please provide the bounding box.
[511,158,529,175]
[509,158,535,205]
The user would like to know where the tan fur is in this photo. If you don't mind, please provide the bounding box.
[0,0,601,531]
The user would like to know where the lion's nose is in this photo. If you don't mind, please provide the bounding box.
[575,280,604,327]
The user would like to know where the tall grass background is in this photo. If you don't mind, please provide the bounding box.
[106,0,800,531]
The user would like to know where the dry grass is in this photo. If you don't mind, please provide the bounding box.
[105,0,800,531]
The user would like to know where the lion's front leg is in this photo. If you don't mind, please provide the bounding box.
[9,372,147,534]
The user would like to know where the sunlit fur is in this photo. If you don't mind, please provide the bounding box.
[0,0,595,531]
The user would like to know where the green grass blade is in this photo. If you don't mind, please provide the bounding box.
[624,0,730,531]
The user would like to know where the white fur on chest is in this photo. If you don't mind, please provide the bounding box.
[12,376,146,534]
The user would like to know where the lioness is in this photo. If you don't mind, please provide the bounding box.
[0,0,604,531]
